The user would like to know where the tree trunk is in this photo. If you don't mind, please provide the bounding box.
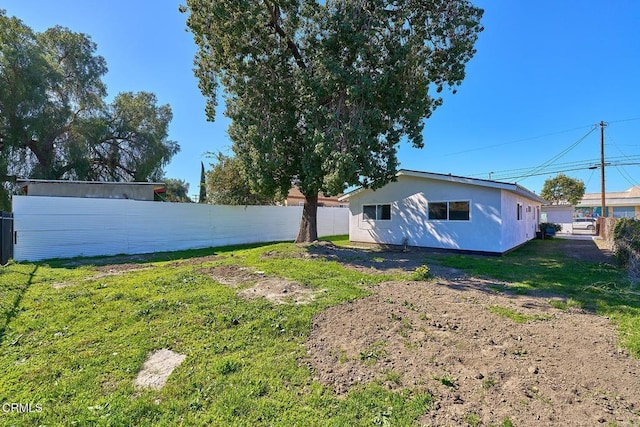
[295,194,318,243]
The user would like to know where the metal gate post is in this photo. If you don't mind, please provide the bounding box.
[0,211,14,265]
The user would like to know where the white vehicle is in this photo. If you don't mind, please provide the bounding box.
[573,218,596,231]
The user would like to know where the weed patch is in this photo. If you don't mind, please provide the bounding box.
[488,305,551,323]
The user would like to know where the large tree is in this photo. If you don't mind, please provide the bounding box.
[182,0,483,242]
[0,11,179,207]
[541,174,586,206]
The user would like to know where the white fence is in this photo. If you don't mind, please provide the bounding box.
[12,196,349,261]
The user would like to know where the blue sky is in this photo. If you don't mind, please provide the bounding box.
[4,0,640,199]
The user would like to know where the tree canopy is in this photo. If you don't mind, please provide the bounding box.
[0,11,179,209]
[183,0,483,242]
[162,178,192,203]
[206,152,283,206]
[541,174,586,206]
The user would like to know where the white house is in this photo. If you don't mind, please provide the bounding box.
[340,170,545,254]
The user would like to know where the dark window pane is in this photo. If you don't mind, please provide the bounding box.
[363,205,377,220]
[379,204,391,220]
[449,201,470,221]
[428,202,447,220]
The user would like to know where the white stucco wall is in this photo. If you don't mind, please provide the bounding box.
[499,190,540,252]
[347,175,541,254]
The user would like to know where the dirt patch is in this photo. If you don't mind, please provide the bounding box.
[134,349,186,390]
[199,265,322,305]
[239,280,324,305]
[305,278,640,426]
[304,240,635,426]
[51,263,153,288]
[91,264,153,278]
[198,265,265,286]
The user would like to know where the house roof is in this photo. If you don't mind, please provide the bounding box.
[339,169,546,203]
[576,186,640,207]
[286,185,347,204]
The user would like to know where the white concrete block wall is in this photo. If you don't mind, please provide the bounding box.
[12,196,348,261]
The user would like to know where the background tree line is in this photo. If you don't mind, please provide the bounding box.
[0,10,179,209]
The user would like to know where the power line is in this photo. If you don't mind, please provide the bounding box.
[437,123,597,157]
[472,156,640,181]
[607,116,640,124]
[515,126,598,183]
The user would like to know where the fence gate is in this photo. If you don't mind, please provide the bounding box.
[0,211,13,265]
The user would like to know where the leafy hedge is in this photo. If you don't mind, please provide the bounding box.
[613,218,640,280]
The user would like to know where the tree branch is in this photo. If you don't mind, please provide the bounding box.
[265,2,307,70]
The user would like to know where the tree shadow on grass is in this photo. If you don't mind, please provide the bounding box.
[0,265,38,346]
[305,238,637,314]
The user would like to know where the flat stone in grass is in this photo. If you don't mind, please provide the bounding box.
[134,349,186,390]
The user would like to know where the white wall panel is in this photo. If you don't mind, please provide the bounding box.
[12,197,348,261]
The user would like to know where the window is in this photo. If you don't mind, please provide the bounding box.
[613,206,635,218]
[449,201,470,221]
[428,201,470,221]
[428,202,447,220]
[363,204,391,220]
[517,203,523,221]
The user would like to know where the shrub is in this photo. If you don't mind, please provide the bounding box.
[613,218,640,267]
[539,222,562,233]
[411,265,431,281]
[613,218,640,282]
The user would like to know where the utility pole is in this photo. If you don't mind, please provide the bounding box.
[600,121,607,218]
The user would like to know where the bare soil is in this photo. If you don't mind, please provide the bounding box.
[304,239,640,426]
[199,265,323,305]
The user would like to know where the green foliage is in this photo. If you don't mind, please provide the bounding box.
[488,305,550,323]
[464,411,481,426]
[540,173,586,206]
[162,178,191,202]
[206,152,283,205]
[539,222,562,233]
[435,374,457,389]
[411,265,431,281]
[198,161,207,203]
[538,222,562,234]
[182,0,483,241]
[613,218,640,268]
[0,11,178,206]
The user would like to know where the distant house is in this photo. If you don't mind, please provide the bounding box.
[339,170,545,254]
[285,186,348,207]
[576,186,640,219]
[17,179,166,201]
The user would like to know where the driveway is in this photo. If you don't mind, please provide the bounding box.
[551,235,613,264]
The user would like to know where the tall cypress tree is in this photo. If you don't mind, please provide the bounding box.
[199,161,207,203]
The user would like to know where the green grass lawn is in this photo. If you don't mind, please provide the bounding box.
[1,237,638,426]
[0,239,429,426]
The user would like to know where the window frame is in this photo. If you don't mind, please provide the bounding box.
[427,200,471,222]
[362,203,392,221]
[517,203,523,221]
